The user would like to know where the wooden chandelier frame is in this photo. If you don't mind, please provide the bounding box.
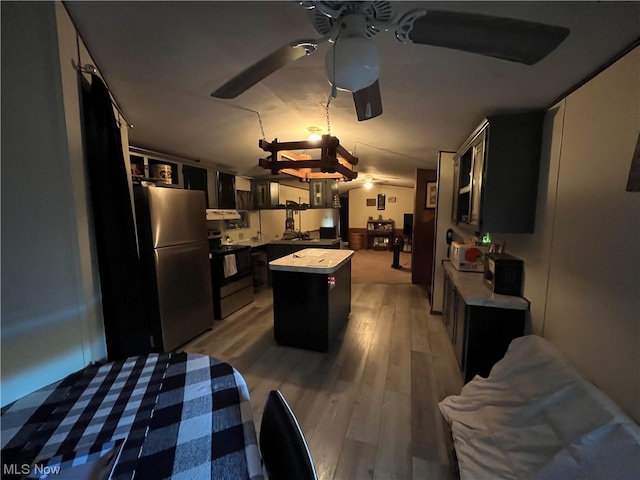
[258,134,359,182]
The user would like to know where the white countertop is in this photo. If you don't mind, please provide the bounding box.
[236,237,270,248]
[269,248,354,274]
[268,238,342,246]
[443,261,530,311]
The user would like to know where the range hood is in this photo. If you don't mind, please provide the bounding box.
[206,209,241,220]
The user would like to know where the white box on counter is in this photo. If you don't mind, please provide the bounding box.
[451,242,488,272]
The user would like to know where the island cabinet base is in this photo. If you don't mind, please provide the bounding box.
[271,261,351,352]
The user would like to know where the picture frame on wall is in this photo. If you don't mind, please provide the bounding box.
[426,182,437,209]
[366,198,376,206]
[377,193,386,210]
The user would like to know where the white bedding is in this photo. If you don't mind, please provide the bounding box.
[439,335,640,480]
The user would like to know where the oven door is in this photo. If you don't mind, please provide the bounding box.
[215,247,252,287]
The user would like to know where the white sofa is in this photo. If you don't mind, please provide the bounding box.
[440,335,640,480]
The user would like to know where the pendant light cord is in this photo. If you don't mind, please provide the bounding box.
[257,111,266,140]
[326,96,332,136]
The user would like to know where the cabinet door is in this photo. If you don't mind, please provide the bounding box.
[465,306,525,382]
[183,165,209,206]
[451,157,460,224]
[309,179,338,207]
[253,181,279,209]
[310,180,325,207]
[469,134,485,226]
[443,274,453,339]
[453,294,467,371]
[217,171,236,209]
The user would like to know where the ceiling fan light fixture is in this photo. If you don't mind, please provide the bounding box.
[325,35,380,92]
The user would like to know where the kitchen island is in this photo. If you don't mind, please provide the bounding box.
[269,248,354,352]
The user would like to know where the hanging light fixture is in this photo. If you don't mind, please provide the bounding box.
[258,135,358,182]
[364,175,373,189]
[307,126,322,142]
[257,89,359,182]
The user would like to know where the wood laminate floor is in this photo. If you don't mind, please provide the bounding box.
[182,283,463,480]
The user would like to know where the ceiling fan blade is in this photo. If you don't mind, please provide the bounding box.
[353,80,383,121]
[211,41,318,98]
[405,10,570,65]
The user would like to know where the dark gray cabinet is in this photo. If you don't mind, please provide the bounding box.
[453,112,544,233]
[216,171,236,209]
[309,179,339,208]
[183,165,209,206]
[443,267,526,382]
[253,180,280,209]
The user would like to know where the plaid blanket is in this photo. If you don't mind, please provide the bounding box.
[1,353,263,480]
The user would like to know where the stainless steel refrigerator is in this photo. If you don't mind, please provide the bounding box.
[134,186,213,352]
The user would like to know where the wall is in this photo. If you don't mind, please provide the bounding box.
[1,2,106,406]
[430,152,456,313]
[348,184,414,230]
[506,47,639,421]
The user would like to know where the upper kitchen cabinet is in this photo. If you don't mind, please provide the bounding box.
[183,165,209,206]
[216,171,236,209]
[253,180,280,209]
[453,112,544,233]
[309,179,339,208]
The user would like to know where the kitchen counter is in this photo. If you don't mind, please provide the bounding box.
[443,261,529,310]
[268,238,342,247]
[269,248,354,274]
[236,237,270,248]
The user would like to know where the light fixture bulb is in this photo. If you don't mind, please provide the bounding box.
[364,176,373,189]
[308,132,322,142]
[325,35,380,92]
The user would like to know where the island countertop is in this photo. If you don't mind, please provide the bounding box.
[269,248,354,274]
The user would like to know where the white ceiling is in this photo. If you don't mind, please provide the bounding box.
[64,1,640,190]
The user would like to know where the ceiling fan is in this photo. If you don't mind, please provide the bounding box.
[211,1,570,121]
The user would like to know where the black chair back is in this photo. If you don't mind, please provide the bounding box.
[259,390,317,480]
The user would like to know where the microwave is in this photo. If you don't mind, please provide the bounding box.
[450,241,488,272]
[483,252,523,296]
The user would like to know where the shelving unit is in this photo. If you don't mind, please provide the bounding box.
[366,219,395,250]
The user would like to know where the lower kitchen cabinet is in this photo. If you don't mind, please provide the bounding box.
[443,261,527,383]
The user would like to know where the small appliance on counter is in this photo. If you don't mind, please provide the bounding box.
[319,227,337,239]
[451,241,489,272]
[483,252,524,296]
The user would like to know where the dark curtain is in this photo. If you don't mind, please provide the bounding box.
[81,74,150,360]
